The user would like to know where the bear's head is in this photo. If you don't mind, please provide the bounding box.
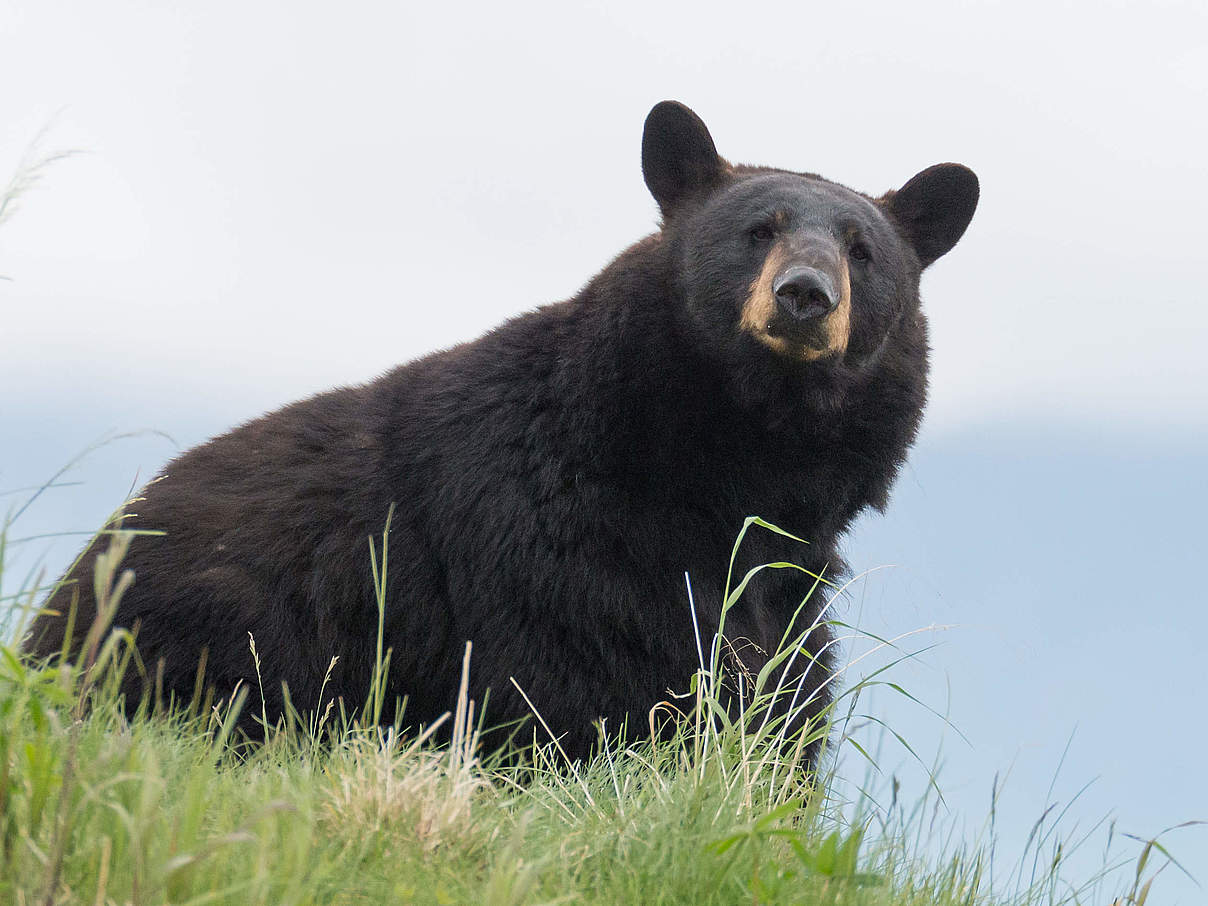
[641,100,978,387]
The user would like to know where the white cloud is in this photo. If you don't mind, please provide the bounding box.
[2,0,1206,435]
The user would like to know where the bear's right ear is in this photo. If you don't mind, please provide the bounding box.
[885,164,980,269]
[642,101,726,218]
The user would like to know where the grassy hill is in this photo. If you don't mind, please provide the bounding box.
[0,521,1174,906]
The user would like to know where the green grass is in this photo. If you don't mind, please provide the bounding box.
[0,502,1186,906]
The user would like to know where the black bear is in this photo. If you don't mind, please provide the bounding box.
[25,101,978,760]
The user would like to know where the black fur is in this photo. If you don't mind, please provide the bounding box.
[25,101,978,760]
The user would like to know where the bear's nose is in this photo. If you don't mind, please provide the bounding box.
[773,267,837,321]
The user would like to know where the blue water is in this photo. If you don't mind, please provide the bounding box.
[838,422,1208,902]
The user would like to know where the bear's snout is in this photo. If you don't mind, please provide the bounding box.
[742,241,852,360]
[772,266,838,322]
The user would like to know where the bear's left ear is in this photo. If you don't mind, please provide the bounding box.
[642,100,727,218]
[885,164,979,268]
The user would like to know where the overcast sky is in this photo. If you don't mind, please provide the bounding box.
[3,0,1207,435]
[3,1,1206,900]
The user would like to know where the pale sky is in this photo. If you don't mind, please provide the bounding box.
[3,0,1206,436]
[3,1,1207,900]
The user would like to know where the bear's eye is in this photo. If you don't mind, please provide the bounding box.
[849,241,871,262]
[748,224,774,244]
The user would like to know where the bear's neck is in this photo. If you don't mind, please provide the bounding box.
[562,235,925,530]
